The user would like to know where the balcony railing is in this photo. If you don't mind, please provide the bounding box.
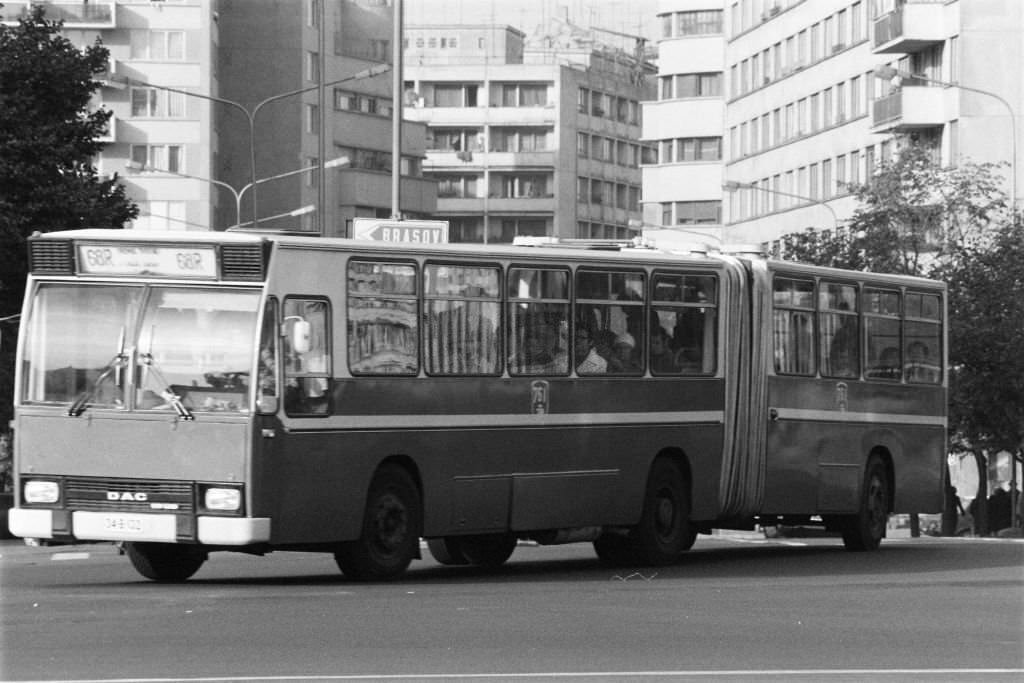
[0,1,115,28]
[872,1,945,54]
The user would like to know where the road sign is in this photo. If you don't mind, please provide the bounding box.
[353,218,449,244]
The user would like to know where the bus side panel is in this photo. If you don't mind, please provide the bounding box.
[763,376,946,516]
[260,376,728,544]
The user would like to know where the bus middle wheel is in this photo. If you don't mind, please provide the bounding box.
[335,464,422,581]
[629,458,694,565]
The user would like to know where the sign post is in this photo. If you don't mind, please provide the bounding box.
[353,218,449,244]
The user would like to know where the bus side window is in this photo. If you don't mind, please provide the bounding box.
[283,298,331,415]
[819,282,859,379]
[904,292,942,384]
[348,261,418,375]
[651,273,717,375]
[425,264,502,375]
[256,298,279,413]
[773,277,815,375]
[863,287,901,381]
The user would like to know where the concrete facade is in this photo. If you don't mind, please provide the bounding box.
[403,24,655,243]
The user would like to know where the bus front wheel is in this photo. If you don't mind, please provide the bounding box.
[629,458,694,565]
[840,455,890,552]
[126,542,206,582]
[335,464,422,581]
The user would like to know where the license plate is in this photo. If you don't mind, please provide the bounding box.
[103,514,145,534]
[73,511,177,542]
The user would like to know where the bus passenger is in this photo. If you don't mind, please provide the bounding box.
[515,324,567,375]
[650,328,678,374]
[574,328,607,375]
[610,332,641,373]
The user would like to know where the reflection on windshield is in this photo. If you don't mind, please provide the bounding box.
[23,284,260,414]
[23,285,143,407]
[136,288,260,413]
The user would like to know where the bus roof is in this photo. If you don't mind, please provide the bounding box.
[30,229,944,289]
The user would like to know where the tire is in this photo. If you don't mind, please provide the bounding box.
[126,542,206,582]
[841,455,890,552]
[593,533,634,566]
[426,537,469,566]
[458,534,517,567]
[335,464,422,581]
[629,458,694,565]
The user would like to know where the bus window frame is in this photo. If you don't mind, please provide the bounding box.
[902,289,943,385]
[649,269,719,376]
[282,295,332,417]
[772,276,817,377]
[574,267,647,376]
[507,264,571,377]
[818,279,861,380]
[346,259,420,377]
[863,286,903,382]
[423,260,504,377]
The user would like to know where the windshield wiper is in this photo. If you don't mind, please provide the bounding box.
[67,353,128,417]
[68,328,128,417]
[138,352,194,421]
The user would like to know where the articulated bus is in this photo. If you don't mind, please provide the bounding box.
[8,229,947,581]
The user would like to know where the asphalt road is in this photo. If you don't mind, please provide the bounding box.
[1,533,1022,682]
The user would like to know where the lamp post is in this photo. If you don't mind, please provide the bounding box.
[111,64,389,231]
[873,65,1017,217]
[127,157,349,230]
[722,179,840,231]
[231,204,315,230]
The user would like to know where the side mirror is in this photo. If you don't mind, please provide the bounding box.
[290,319,312,354]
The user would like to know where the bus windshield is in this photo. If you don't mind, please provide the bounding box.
[22,284,262,414]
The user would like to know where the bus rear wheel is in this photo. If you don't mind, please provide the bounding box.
[426,537,469,565]
[629,458,694,565]
[126,542,206,582]
[840,455,890,552]
[335,464,422,581]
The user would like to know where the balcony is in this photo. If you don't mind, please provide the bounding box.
[871,86,947,133]
[0,1,116,28]
[437,196,556,214]
[873,2,946,54]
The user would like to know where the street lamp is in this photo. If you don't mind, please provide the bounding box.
[873,65,1017,217]
[722,179,840,231]
[110,64,389,230]
[231,204,315,231]
[127,156,349,230]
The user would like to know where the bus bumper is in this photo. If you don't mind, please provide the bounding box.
[7,508,271,545]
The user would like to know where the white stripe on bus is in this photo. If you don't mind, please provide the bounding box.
[773,408,946,427]
[290,410,726,430]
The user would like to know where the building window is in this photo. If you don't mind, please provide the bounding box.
[130,87,185,118]
[676,10,723,36]
[674,72,722,98]
[674,201,721,225]
[306,51,320,83]
[305,104,320,134]
[130,30,185,60]
[134,201,188,231]
[130,144,182,173]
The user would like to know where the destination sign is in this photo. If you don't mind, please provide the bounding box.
[353,218,449,244]
[77,243,218,279]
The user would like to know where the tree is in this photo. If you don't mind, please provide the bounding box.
[0,6,137,427]
[774,143,1008,276]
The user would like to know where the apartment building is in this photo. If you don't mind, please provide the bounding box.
[402,23,656,243]
[3,0,435,236]
[725,0,1023,244]
[645,0,1023,247]
[641,1,727,249]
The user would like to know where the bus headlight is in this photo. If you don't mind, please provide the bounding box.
[24,480,60,504]
[203,486,242,512]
